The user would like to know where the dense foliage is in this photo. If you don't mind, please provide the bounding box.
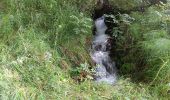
[0,0,170,99]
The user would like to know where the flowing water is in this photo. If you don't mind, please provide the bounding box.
[91,16,117,84]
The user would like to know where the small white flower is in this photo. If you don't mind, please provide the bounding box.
[44,51,52,61]
[17,57,27,65]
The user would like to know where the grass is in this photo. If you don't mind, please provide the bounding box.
[0,0,170,99]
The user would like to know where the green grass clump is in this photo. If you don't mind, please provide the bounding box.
[0,0,170,99]
[117,5,170,98]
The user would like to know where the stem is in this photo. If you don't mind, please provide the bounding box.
[149,59,169,86]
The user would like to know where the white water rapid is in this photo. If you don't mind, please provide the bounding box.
[91,16,117,84]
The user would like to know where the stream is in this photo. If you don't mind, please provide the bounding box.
[90,16,117,84]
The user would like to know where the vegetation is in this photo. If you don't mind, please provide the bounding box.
[0,0,170,99]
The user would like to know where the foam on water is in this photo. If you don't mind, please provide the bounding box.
[95,16,108,35]
[91,16,117,84]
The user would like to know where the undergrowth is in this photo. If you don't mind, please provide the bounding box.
[0,0,170,99]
